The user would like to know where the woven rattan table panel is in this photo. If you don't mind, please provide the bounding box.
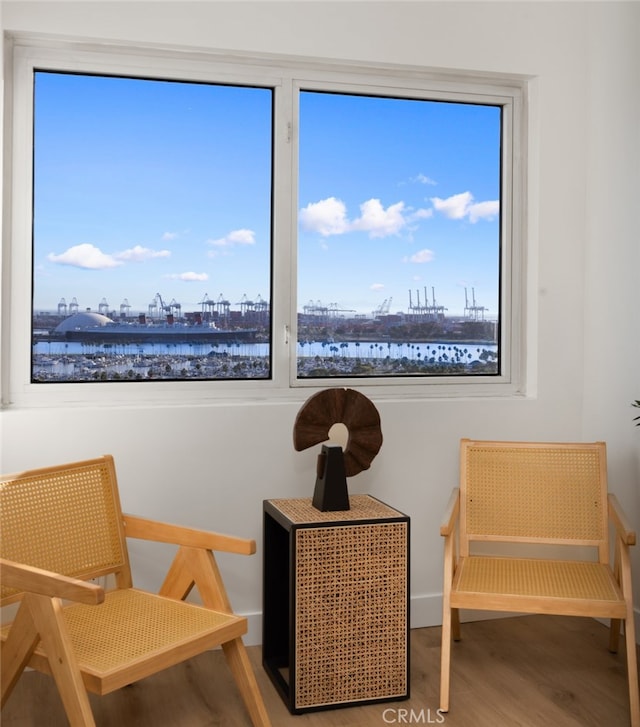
[267,495,403,524]
[294,520,408,708]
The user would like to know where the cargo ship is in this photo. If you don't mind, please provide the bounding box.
[45,311,257,344]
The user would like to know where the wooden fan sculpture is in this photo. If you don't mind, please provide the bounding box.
[293,388,383,511]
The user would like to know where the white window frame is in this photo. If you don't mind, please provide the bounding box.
[1,33,530,409]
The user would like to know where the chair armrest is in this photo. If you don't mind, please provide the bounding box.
[440,488,460,537]
[122,514,256,555]
[608,494,636,546]
[0,558,104,605]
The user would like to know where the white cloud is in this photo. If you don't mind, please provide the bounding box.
[165,272,209,282]
[370,283,385,291]
[414,173,437,186]
[115,245,171,262]
[208,228,256,248]
[299,197,349,236]
[47,243,122,270]
[431,191,474,220]
[162,231,178,241]
[410,208,433,221]
[300,197,409,238]
[404,248,435,264]
[351,199,406,238]
[47,243,172,269]
[431,191,499,223]
[468,200,499,223]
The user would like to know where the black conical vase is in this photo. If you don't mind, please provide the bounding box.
[312,443,350,512]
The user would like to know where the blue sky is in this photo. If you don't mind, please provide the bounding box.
[33,72,501,319]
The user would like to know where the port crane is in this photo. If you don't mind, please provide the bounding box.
[254,294,270,320]
[237,293,254,316]
[408,287,446,319]
[464,287,487,321]
[408,288,429,316]
[373,298,392,317]
[148,293,176,320]
[302,300,354,322]
[199,294,217,316]
[430,287,447,318]
[328,302,356,317]
[216,294,231,320]
[303,300,329,319]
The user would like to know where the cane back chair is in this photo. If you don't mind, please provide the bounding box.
[440,440,638,726]
[0,455,272,727]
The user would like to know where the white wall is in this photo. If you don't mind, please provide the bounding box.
[1,1,638,644]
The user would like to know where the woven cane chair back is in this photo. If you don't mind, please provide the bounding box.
[0,455,129,605]
[460,440,608,552]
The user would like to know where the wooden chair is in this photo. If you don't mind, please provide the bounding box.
[440,439,639,726]
[0,455,272,727]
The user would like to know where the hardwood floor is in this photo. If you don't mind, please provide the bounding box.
[2,615,637,726]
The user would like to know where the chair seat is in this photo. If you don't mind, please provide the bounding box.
[2,588,247,695]
[451,556,627,617]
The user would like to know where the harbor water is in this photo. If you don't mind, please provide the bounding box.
[32,339,498,381]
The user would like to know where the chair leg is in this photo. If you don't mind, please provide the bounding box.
[171,548,271,726]
[610,618,621,653]
[222,638,272,727]
[623,616,640,727]
[27,594,96,727]
[452,608,461,641]
[1,600,40,706]
[440,606,452,713]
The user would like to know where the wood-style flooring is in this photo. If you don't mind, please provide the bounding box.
[2,614,638,726]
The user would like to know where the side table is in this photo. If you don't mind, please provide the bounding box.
[262,495,410,713]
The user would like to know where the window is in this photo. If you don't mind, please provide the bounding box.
[297,90,501,380]
[33,71,273,383]
[3,36,528,407]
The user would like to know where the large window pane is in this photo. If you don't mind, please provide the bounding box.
[32,72,273,382]
[297,91,501,379]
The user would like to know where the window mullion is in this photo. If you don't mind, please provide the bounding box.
[271,77,297,389]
